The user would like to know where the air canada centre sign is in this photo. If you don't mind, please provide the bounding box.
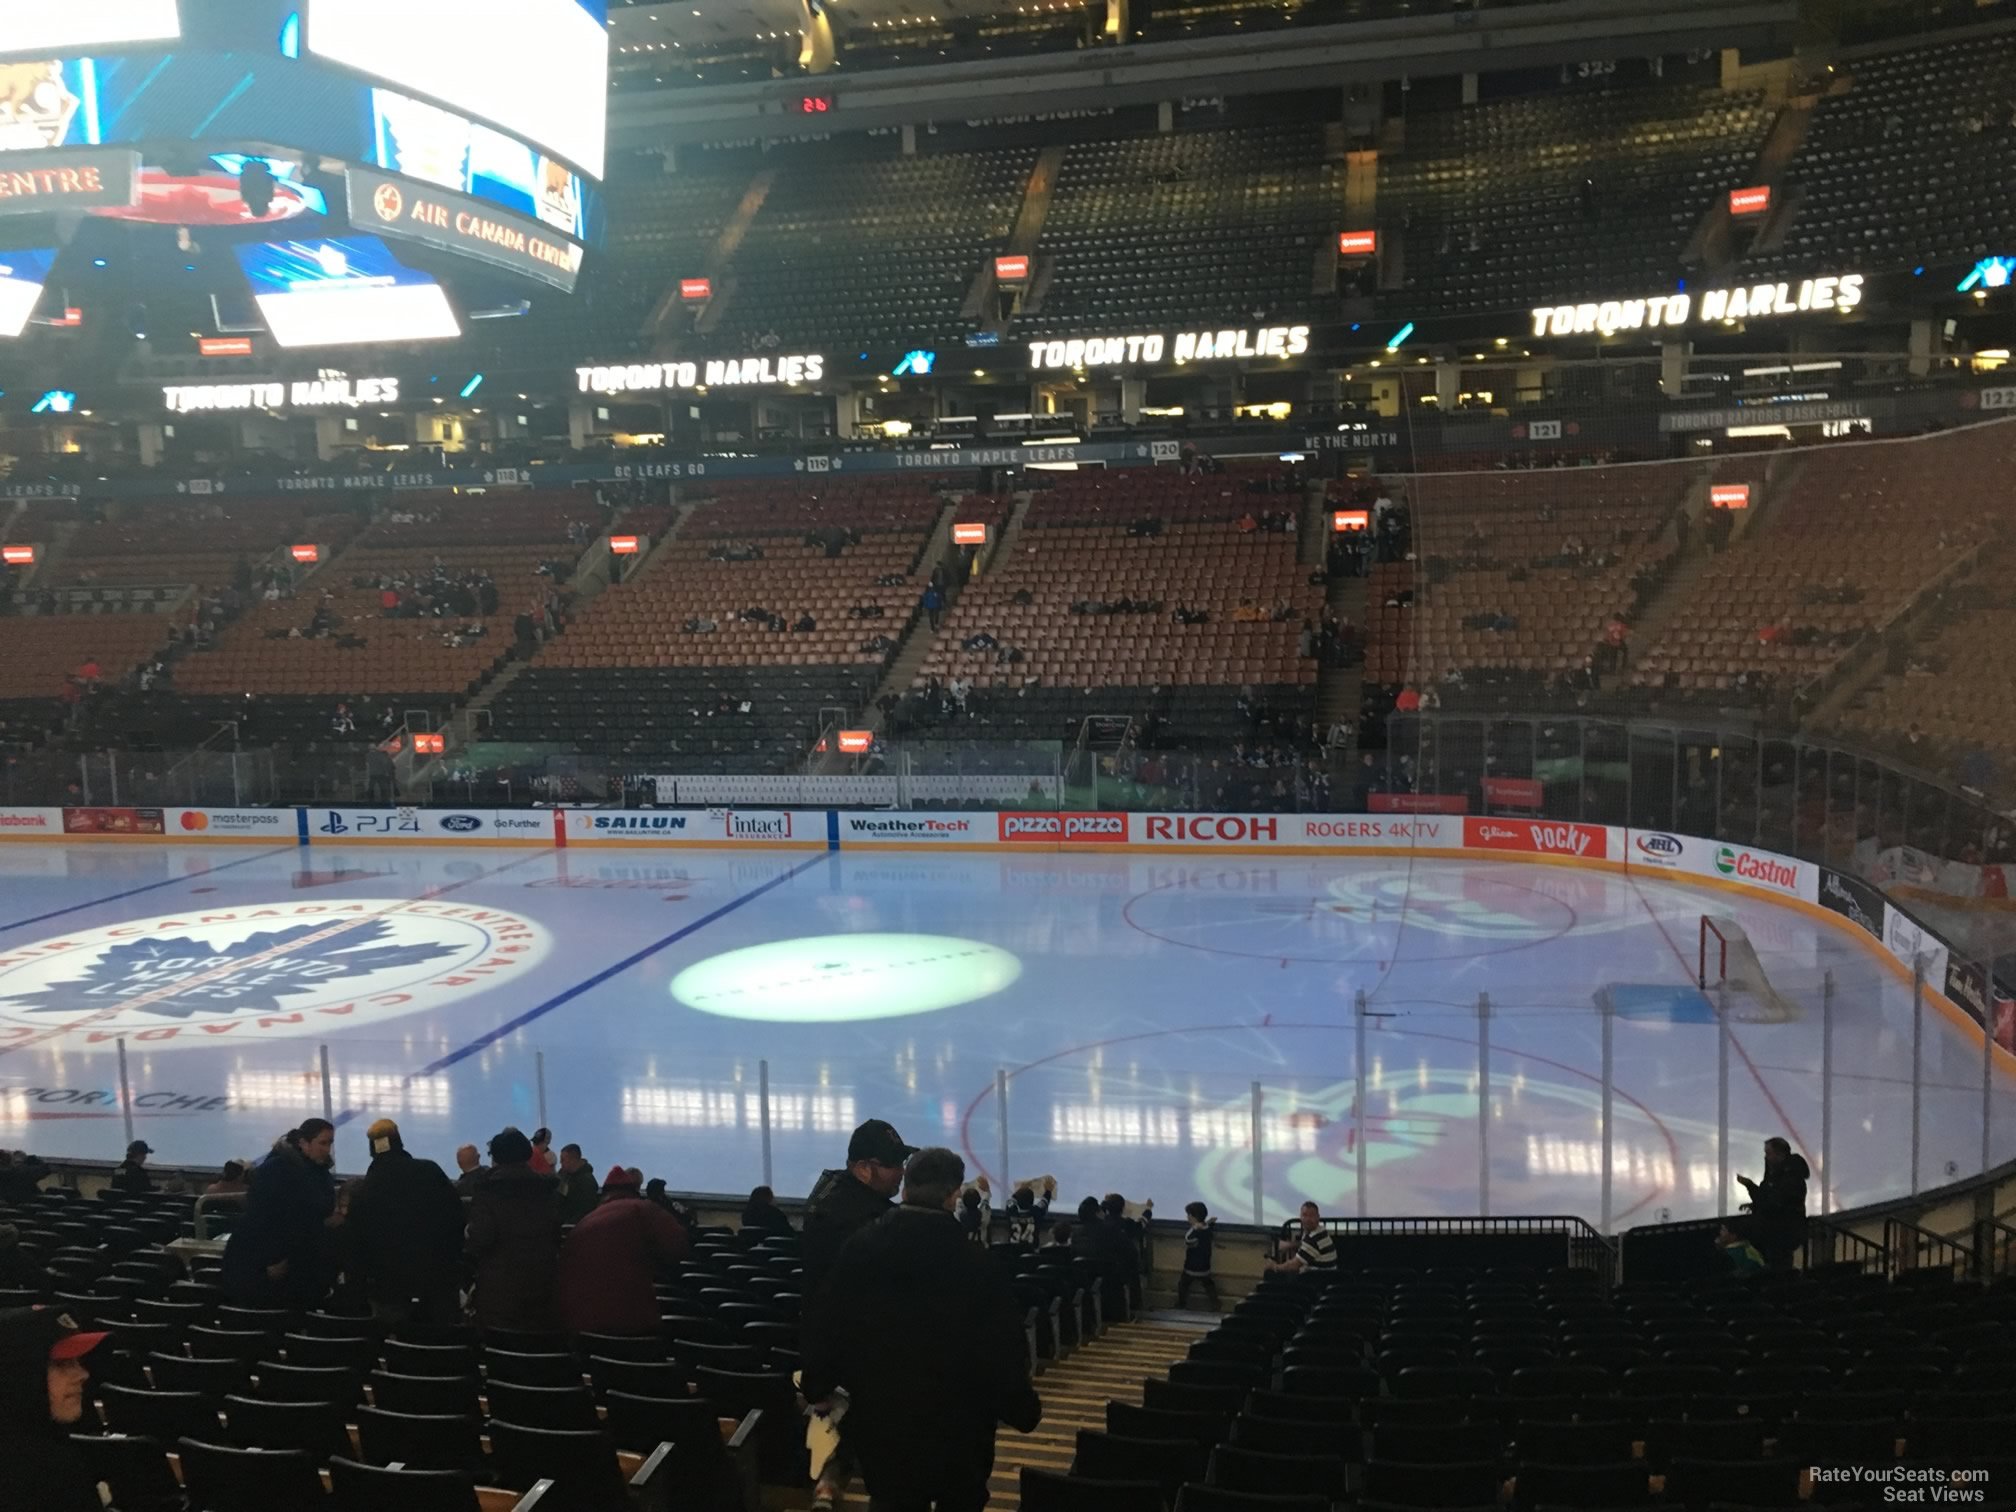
[0,900,549,1050]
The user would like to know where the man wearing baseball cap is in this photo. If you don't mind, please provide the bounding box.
[800,1118,915,1512]
[0,1307,111,1510]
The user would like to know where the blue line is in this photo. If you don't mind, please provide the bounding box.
[826,810,840,850]
[0,845,297,936]
[333,850,831,1125]
[296,808,310,846]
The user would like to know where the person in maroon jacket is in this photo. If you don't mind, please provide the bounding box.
[555,1165,690,1335]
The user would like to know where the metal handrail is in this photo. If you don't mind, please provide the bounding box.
[1316,1213,1619,1285]
[1977,1217,2016,1279]
[1882,1215,1974,1280]
[191,1190,246,1242]
[1806,1216,1887,1273]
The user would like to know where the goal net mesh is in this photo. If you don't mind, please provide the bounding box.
[1701,916,1802,1024]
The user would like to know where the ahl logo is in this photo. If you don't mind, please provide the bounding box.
[438,815,484,833]
[1636,833,1683,859]
[0,899,549,1050]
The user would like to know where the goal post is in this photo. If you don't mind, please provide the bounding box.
[1699,914,1801,1023]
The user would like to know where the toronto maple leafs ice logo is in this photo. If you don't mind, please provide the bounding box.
[0,900,552,1049]
[0,919,462,1021]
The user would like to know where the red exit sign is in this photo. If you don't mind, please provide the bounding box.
[952,522,989,546]
[1729,186,1771,216]
[1332,509,1369,533]
[199,337,253,357]
[679,277,712,302]
[289,544,320,563]
[995,255,1029,283]
[837,730,872,754]
[609,535,640,555]
[412,732,446,755]
[1710,484,1751,509]
[1,544,35,565]
[1337,230,1378,256]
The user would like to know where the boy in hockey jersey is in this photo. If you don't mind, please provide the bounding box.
[1176,1201,1219,1310]
[1003,1177,1056,1247]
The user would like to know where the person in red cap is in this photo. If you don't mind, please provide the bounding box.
[0,1306,111,1511]
[554,1165,690,1335]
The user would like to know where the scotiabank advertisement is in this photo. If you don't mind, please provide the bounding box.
[0,807,62,838]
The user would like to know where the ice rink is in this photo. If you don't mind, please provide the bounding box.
[0,839,2008,1229]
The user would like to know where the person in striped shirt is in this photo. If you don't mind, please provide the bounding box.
[1267,1201,1337,1276]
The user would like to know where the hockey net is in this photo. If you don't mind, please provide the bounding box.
[1699,915,1801,1023]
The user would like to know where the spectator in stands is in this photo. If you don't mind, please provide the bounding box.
[1298,621,1316,658]
[1237,510,1258,533]
[0,1307,112,1511]
[467,1126,563,1333]
[1002,1179,1054,1247]
[809,1147,1041,1512]
[330,702,356,736]
[684,612,718,634]
[1717,1221,1767,1276]
[741,1184,795,1236]
[109,1139,154,1195]
[454,1143,486,1195]
[528,1127,555,1174]
[793,610,817,633]
[221,1120,339,1307]
[922,582,945,631]
[0,1223,45,1292]
[0,1151,49,1205]
[74,655,100,687]
[1070,1196,1138,1317]
[1395,685,1421,714]
[1267,1200,1338,1276]
[1736,1136,1810,1268]
[205,1161,248,1197]
[556,1142,599,1225]
[958,1178,990,1245]
[557,1166,691,1335]
[802,1119,914,1512]
[347,1118,465,1327]
[1178,1201,1220,1310]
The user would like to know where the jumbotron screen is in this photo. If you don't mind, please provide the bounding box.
[0,1,183,55]
[309,0,609,180]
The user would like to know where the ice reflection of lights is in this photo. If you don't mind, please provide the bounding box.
[227,1069,451,1117]
[1524,1133,1685,1190]
[620,1084,856,1132]
[1053,1102,1319,1152]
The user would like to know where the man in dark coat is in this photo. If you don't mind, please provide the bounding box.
[555,1143,599,1227]
[1738,1135,1811,1268]
[741,1185,795,1237]
[0,1151,50,1205]
[466,1126,563,1332]
[801,1118,914,1512]
[556,1166,690,1334]
[811,1147,1041,1511]
[109,1140,154,1195]
[348,1118,466,1327]
[0,1307,112,1512]
[1070,1196,1139,1320]
[221,1120,338,1307]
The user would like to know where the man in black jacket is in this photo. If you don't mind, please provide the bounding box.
[1738,1135,1811,1268]
[348,1118,466,1326]
[802,1118,914,1512]
[813,1147,1041,1511]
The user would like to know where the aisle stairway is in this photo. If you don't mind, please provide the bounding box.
[825,1316,1206,1509]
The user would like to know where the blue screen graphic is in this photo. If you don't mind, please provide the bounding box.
[234,234,427,295]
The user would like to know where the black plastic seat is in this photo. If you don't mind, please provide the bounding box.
[328,1455,480,1512]
[221,1393,348,1457]
[484,1378,601,1432]
[98,1383,220,1441]
[177,1437,327,1512]
[366,1370,480,1416]
[354,1406,485,1473]
[1019,1467,1162,1512]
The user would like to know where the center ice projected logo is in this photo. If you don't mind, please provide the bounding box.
[671,933,1021,1023]
[0,900,549,1050]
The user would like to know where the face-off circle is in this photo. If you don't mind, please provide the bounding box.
[671,933,1021,1023]
[0,900,549,1051]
